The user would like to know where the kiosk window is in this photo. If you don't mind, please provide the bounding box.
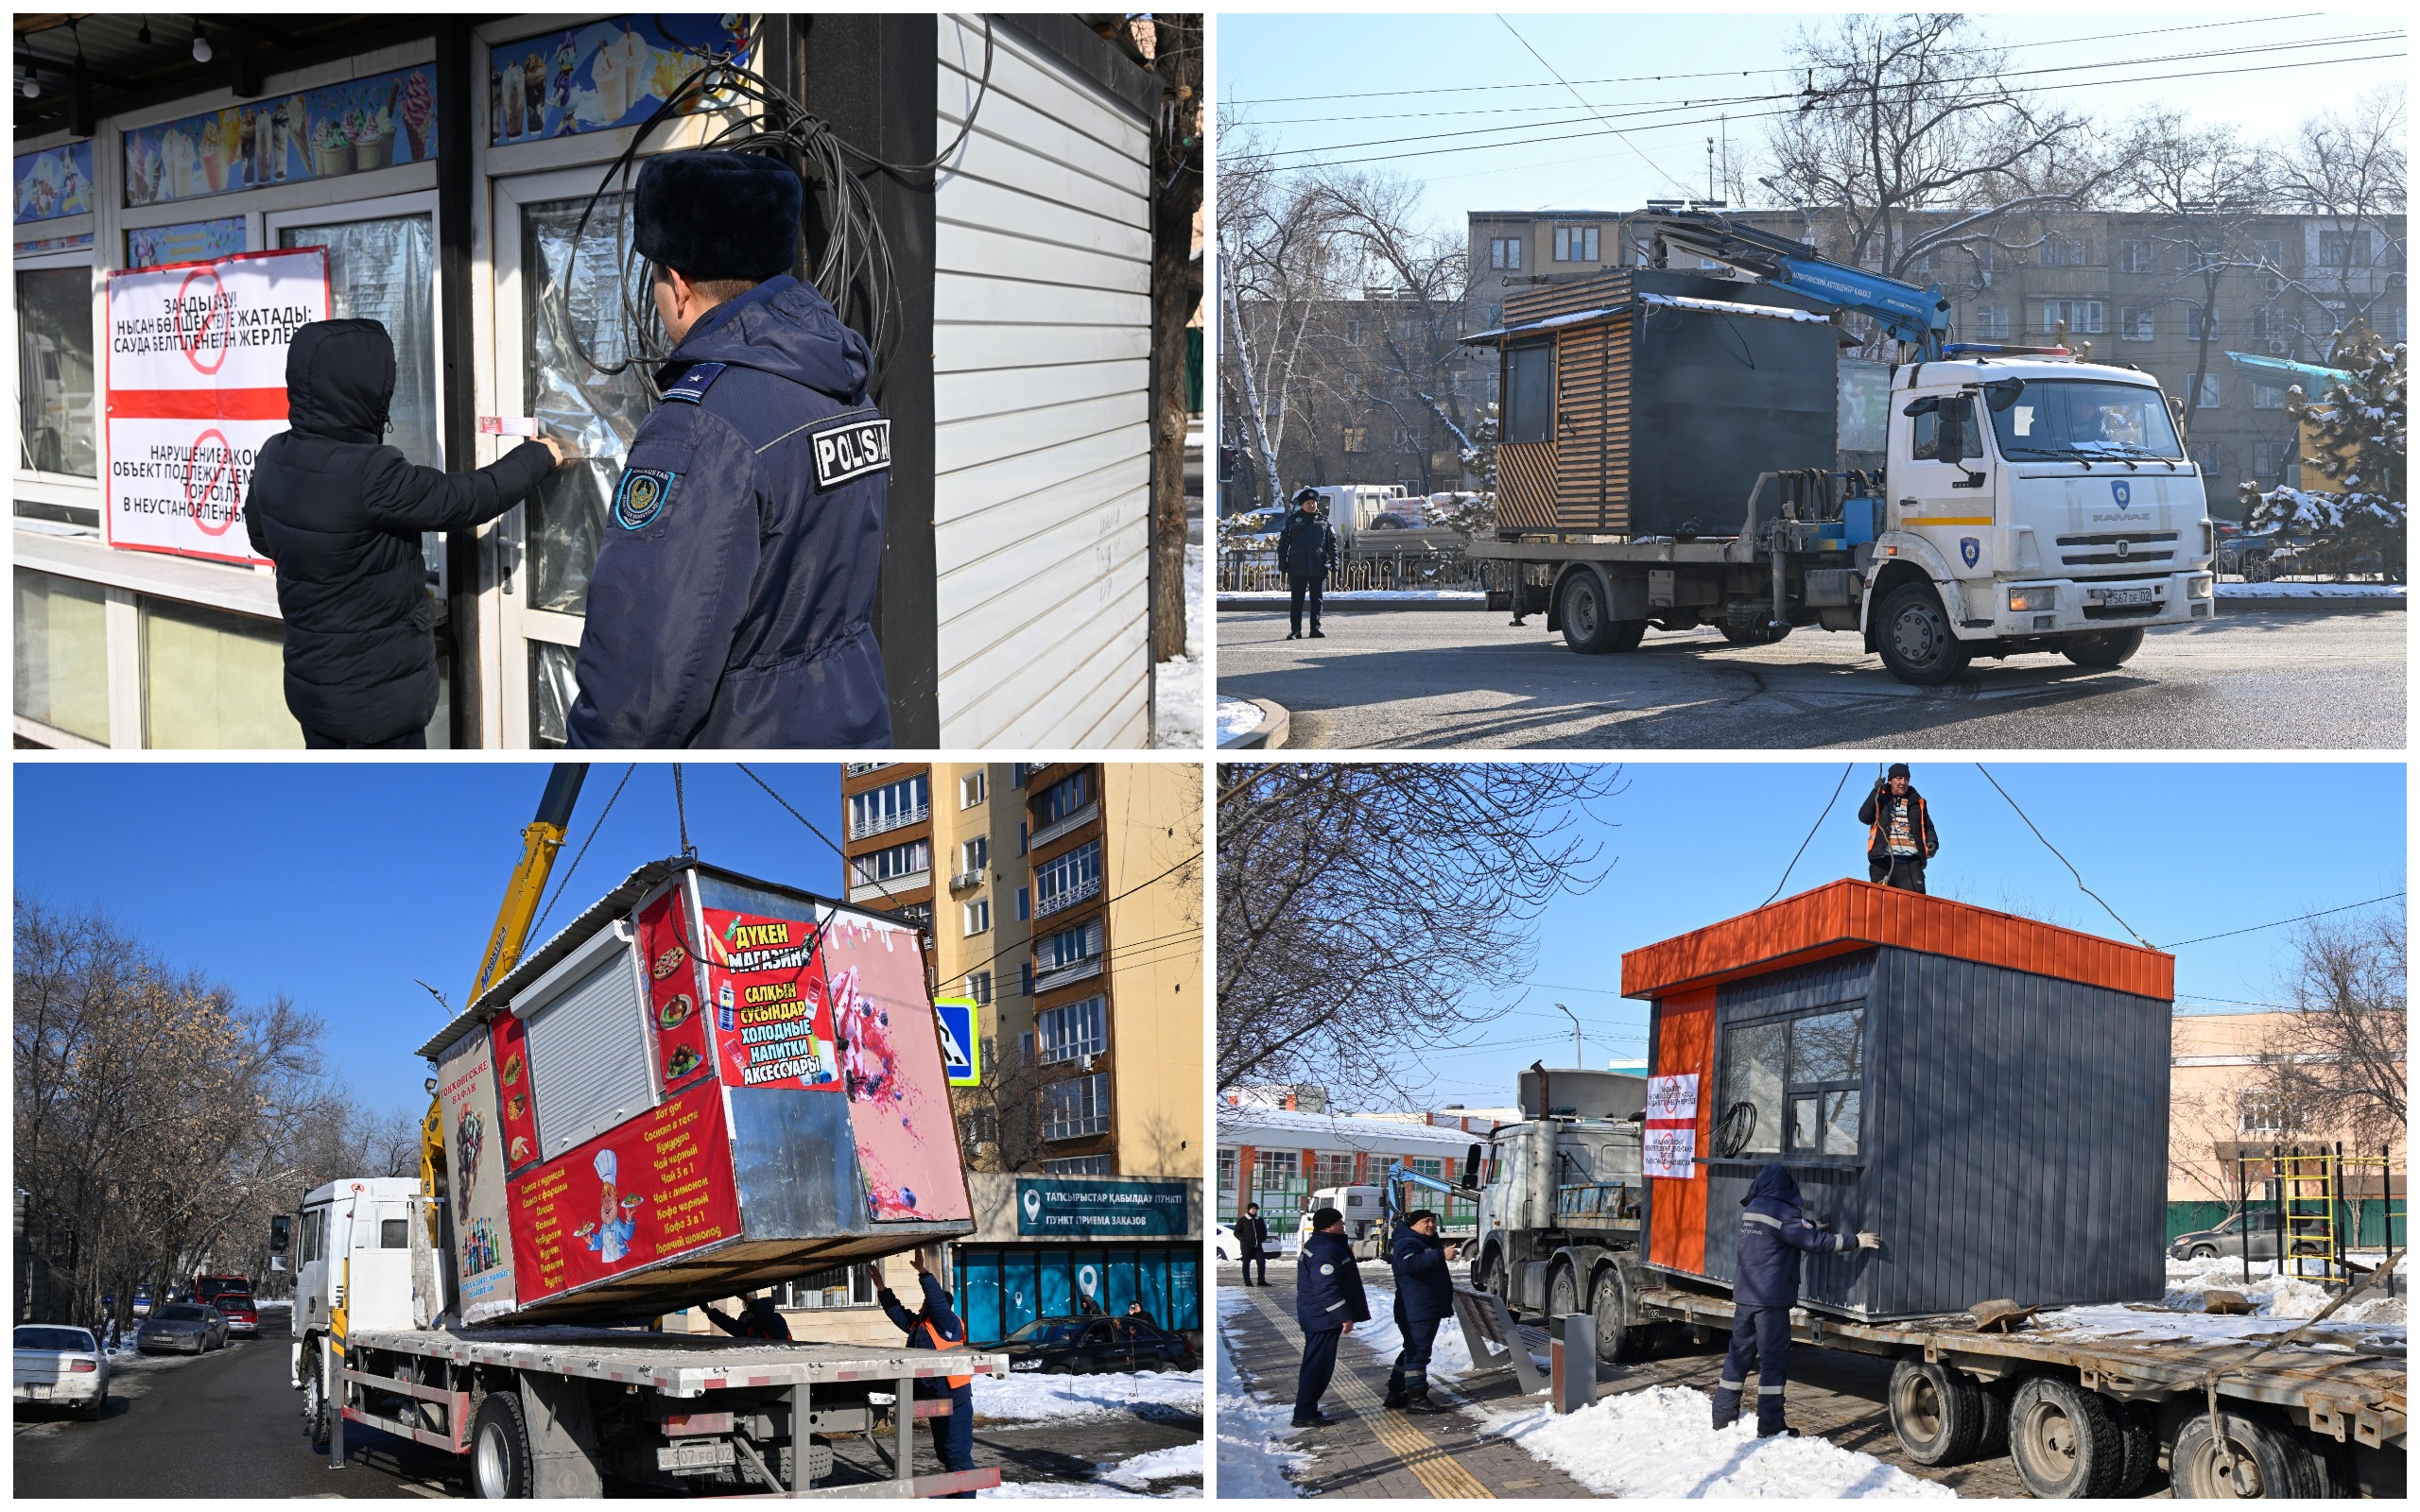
[16,266,96,480]
[1503,343,1554,444]
[1718,1005,1866,1160]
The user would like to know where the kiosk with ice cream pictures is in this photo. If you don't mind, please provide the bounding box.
[15,13,1173,749]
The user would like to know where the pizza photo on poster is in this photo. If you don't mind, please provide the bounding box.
[637,893,713,1091]
[700,905,839,1093]
[818,913,972,1224]
[491,1012,541,1175]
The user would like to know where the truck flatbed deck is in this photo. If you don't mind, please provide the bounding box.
[348,1327,1004,1398]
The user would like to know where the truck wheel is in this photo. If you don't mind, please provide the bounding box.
[1876,583,1971,685]
[1587,1264,1649,1365]
[2114,1400,2159,1496]
[1888,1357,1987,1466]
[1560,573,1646,654]
[2171,1410,2326,1499]
[303,1349,331,1452]
[2008,1377,2124,1499]
[1473,1246,1509,1305]
[1546,1262,1582,1320]
[2060,627,2143,669]
[471,1391,536,1499]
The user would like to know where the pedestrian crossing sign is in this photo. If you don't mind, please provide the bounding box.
[936,999,980,1086]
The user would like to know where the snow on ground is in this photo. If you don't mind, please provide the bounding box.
[2218,581,2405,598]
[1152,545,1208,749]
[973,1368,1202,1424]
[2027,1252,2407,1347]
[1215,696,1266,745]
[981,1481,1150,1498]
[1215,1288,1312,1498]
[1100,1442,1205,1494]
[1482,1384,1952,1499]
[1355,1282,1478,1383]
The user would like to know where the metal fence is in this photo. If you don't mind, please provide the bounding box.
[1219,547,1537,594]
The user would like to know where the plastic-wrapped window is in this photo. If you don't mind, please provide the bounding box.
[281,215,441,581]
[528,641,579,748]
[523,195,653,617]
[16,266,98,480]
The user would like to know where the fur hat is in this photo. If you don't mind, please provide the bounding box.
[634,151,801,282]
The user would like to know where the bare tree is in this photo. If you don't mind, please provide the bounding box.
[1312,170,1485,472]
[2255,913,2406,1150]
[1216,765,1625,1104]
[2274,87,2408,339]
[2119,110,2275,441]
[1218,119,1348,510]
[1147,15,1203,663]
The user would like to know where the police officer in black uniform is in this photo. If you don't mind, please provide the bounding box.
[568,150,893,748]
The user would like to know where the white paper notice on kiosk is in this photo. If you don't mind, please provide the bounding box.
[104,247,329,563]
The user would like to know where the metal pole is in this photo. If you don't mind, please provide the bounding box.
[1554,1003,1582,1067]
[324,1332,343,1469]
[894,1374,913,1486]
[787,1382,809,1498]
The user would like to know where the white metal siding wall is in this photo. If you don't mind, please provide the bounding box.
[934,17,1153,748]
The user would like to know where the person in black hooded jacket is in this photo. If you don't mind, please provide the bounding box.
[245,319,560,747]
[1711,1163,1880,1437]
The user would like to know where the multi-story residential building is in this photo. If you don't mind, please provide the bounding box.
[1463,205,2407,512]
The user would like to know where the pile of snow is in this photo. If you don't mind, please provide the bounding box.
[981,1482,1149,1499]
[1152,545,1209,749]
[1100,1442,1204,1494]
[2031,1252,2407,1345]
[2218,581,2405,599]
[2160,1251,2405,1322]
[1215,1291,1312,1498]
[1215,696,1266,745]
[973,1368,1201,1424]
[1355,1283,1477,1383]
[1219,589,1487,604]
[1482,1385,1951,1499]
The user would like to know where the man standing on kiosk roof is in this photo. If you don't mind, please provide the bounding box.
[1858,763,1938,894]
[567,150,893,748]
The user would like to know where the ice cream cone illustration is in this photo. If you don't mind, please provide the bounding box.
[400,71,432,159]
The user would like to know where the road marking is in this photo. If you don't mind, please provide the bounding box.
[1238,1288,1495,1500]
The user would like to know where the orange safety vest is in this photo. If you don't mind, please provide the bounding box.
[1869,794,1929,860]
[914,1317,973,1390]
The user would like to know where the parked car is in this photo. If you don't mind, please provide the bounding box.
[191,1274,251,1309]
[131,1288,153,1318]
[2171,1208,2286,1262]
[14,1324,110,1420]
[998,1315,1198,1375]
[136,1303,228,1355]
[1214,1223,1241,1262]
[214,1292,259,1338]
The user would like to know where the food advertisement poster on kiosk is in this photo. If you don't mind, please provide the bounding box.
[637,892,714,1091]
[434,1029,519,1325]
[700,904,839,1092]
[487,15,753,145]
[506,1079,740,1305]
[103,246,328,562]
[818,913,972,1224]
[490,1011,540,1174]
[122,64,438,207]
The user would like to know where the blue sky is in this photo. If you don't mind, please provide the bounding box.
[14,762,842,1125]
[1386,761,2405,1109]
[1219,12,2409,240]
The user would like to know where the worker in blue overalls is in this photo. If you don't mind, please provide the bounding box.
[877,1246,977,1496]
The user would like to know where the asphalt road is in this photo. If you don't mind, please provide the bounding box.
[14,1306,1199,1498]
[1219,604,2405,749]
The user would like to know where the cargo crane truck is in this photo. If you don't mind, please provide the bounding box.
[275,765,1004,1498]
[1464,209,2216,685]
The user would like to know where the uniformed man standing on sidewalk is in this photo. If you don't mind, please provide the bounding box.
[1292,1206,1369,1428]
[568,150,893,748]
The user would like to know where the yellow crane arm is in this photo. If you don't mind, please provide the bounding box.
[424,764,589,1220]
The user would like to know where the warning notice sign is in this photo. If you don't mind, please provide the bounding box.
[103,247,328,563]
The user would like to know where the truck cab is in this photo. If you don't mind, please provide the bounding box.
[1866,354,2216,679]
[286,1177,428,1386]
[1297,1184,1384,1256]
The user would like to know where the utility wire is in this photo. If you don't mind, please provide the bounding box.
[1974,763,2150,946]
[735,763,907,911]
[2161,892,2405,950]
[1762,764,1856,907]
[1226,14,2328,105]
[1494,13,1696,198]
[529,763,637,942]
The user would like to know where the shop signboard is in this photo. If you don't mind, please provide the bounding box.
[14,142,93,221]
[506,1079,741,1308]
[488,15,754,145]
[434,1029,520,1325]
[103,246,328,563]
[128,217,247,272]
[122,64,437,208]
[1014,1179,1191,1238]
[700,904,841,1093]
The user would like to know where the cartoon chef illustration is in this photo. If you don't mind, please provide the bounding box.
[586,1148,639,1264]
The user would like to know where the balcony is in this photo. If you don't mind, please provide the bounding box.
[849,870,928,903]
[842,763,891,776]
[1033,873,1102,919]
[1029,801,1098,850]
[948,869,985,893]
[1032,956,1103,994]
[848,803,929,841]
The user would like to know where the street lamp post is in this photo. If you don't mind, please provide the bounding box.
[1554,1002,1584,1068]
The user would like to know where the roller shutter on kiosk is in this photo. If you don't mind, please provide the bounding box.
[518,926,656,1163]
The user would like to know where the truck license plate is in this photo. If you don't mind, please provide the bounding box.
[657,1439,735,1474]
[2100,587,2153,606]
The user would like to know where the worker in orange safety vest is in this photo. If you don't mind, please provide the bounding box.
[877,1246,977,1497]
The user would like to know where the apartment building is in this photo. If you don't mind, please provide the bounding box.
[1464,205,2406,510]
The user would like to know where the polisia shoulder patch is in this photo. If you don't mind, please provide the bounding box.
[812,415,891,490]
[661,362,728,404]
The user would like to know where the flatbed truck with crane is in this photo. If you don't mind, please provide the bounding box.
[1463,210,2217,685]
[278,765,1004,1498]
